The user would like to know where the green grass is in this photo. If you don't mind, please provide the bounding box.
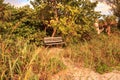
[65,30,120,74]
[0,36,66,80]
[0,29,120,79]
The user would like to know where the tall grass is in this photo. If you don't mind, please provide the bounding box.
[0,28,120,80]
[64,30,120,74]
[0,36,66,80]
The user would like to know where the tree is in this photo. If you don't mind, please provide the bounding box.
[98,0,120,28]
[30,0,100,41]
[0,0,15,36]
[0,0,12,22]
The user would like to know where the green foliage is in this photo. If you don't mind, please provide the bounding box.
[65,32,120,74]
[30,0,100,41]
[0,37,66,80]
[47,57,66,74]
[0,0,101,45]
[95,61,112,74]
[0,4,45,46]
[101,0,120,28]
[0,0,120,79]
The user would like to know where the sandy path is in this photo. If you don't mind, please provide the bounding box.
[52,58,120,80]
[46,48,120,80]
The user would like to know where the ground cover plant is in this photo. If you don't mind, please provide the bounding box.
[0,28,120,80]
[0,0,120,80]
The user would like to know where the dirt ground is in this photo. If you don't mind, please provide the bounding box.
[46,48,120,80]
[52,58,120,80]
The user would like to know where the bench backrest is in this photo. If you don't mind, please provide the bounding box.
[44,37,63,44]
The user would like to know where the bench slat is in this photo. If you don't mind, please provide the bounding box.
[45,41,63,44]
[44,37,62,39]
[44,37,65,46]
[45,42,65,45]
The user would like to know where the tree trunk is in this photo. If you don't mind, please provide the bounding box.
[52,11,58,37]
[51,1,58,37]
[52,28,57,37]
[118,17,120,29]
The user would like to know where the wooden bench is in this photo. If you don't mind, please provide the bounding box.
[44,37,65,46]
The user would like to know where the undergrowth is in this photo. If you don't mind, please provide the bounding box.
[64,29,120,74]
[0,28,120,80]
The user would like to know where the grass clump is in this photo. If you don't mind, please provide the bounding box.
[0,36,66,80]
[0,28,120,80]
[64,31,120,74]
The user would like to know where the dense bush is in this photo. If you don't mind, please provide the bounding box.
[0,0,120,79]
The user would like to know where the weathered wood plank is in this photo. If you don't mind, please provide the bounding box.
[44,37,65,46]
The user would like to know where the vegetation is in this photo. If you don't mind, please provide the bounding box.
[67,29,120,74]
[0,0,120,80]
[98,0,120,28]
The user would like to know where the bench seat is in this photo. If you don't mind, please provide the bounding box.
[44,37,65,46]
